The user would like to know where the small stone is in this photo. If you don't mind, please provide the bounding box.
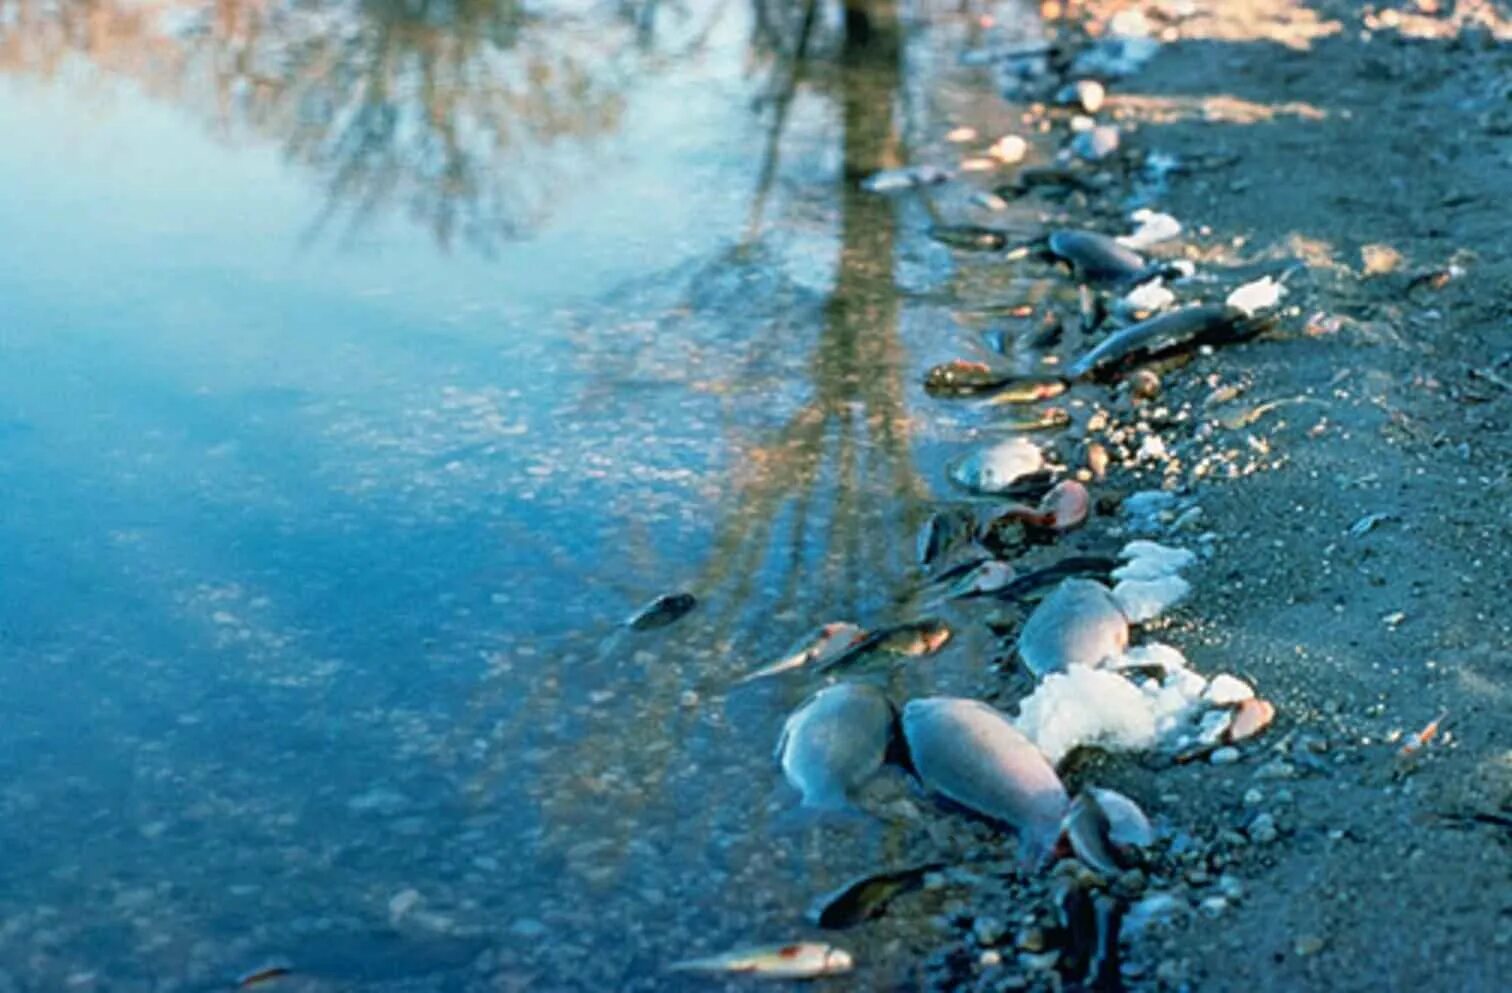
[1016,927,1046,952]
[510,918,548,939]
[1242,788,1264,806]
[1295,934,1325,956]
[388,888,422,923]
[990,135,1029,165]
[979,949,1003,968]
[1254,759,1296,780]
[1210,746,1241,766]
[678,689,700,708]
[1247,813,1279,844]
[1198,896,1227,918]
[973,915,1007,946]
[1218,874,1245,900]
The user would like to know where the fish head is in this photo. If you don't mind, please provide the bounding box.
[822,946,855,973]
[921,622,953,653]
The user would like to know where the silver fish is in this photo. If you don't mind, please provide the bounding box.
[777,683,895,811]
[901,697,1069,862]
[938,560,1017,601]
[737,622,866,684]
[667,942,854,978]
[1016,579,1129,677]
[949,437,1044,494]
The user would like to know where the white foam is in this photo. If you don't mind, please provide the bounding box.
[1112,575,1191,622]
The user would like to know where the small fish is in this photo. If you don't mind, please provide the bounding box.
[807,862,946,929]
[930,224,1011,252]
[923,359,1015,397]
[949,437,1045,494]
[990,556,1118,602]
[1066,304,1272,381]
[975,375,1069,406]
[985,479,1090,531]
[625,592,697,631]
[1047,229,1147,286]
[862,165,950,194]
[936,560,1017,601]
[1399,708,1447,757]
[667,942,854,978]
[819,620,953,673]
[984,407,1072,434]
[235,964,294,989]
[737,622,867,684]
[777,683,895,811]
[916,507,975,568]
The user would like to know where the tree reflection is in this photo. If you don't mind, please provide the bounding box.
[503,0,926,881]
[0,0,679,250]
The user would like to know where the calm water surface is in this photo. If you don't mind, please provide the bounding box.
[0,1,1045,989]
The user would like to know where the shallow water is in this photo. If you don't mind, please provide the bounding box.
[0,1,1047,989]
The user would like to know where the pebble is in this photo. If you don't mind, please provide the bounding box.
[388,888,422,923]
[678,689,700,708]
[1210,746,1241,766]
[1247,812,1279,844]
[1295,934,1326,956]
[1254,759,1296,780]
[510,918,549,939]
[1072,125,1120,161]
[990,135,1028,165]
[1242,788,1264,806]
[973,916,1007,946]
[1198,895,1228,918]
[979,949,1003,967]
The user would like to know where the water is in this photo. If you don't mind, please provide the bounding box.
[0,1,1046,989]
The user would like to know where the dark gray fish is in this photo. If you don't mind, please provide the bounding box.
[1066,304,1272,381]
[776,683,895,811]
[917,507,975,568]
[625,592,697,631]
[901,697,1069,863]
[930,224,1011,252]
[818,620,952,674]
[1047,230,1147,286]
[1016,578,1128,677]
[807,862,947,929]
[923,359,1016,397]
[989,556,1117,602]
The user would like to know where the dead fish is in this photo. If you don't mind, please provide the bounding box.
[807,863,946,929]
[930,224,1012,252]
[949,437,1044,494]
[1016,579,1129,677]
[924,359,1016,397]
[996,167,1101,198]
[1087,787,1154,848]
[917,507,975,567]
[990,556,1118,602]
[667,942,854,978]
[902,697,1070,864]
[1066,304,1272,381]
[1216,395,1325,430]
[737,622,866,684]
[820,620,953,673]
[1087,894,1125,992]
[1063,792,1123,877]
[626,592,697,631]
[861,165,950,194]
[984,407,1073,433]
[936,560,1017,601]
[986,479,1089,531]
[975,376,1069,406]
[235,963,294,989]
[776,683,895,811]
[1047,229,1147,286]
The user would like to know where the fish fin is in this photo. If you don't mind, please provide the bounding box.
[774,800,878,833]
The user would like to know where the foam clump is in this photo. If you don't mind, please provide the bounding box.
[1016,643,1215,764]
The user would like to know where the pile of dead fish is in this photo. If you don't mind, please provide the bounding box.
[653,8,1301,986]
